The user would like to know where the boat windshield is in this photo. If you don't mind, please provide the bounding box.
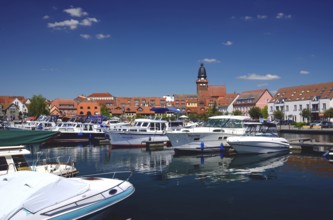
[202,118,244,128]
[245,123,278,136]
[202,118,228,127]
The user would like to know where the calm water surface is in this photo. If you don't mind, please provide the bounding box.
[27,135,333,220]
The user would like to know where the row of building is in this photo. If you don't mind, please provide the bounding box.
[1,64,333,122]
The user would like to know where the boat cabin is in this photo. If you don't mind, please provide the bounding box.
[0,146,31,175]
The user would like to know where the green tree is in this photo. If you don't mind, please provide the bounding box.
[233,110,242,115]
[300,108,311,123]
[100,104,111,118]
[261,106,268,119]
[248,107,262,120]
[28,95,49,118]
[324,108,333,119]
[273,110,284,122]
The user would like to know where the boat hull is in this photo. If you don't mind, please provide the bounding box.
[227,136,290,154]
[49,184,135,220]
[48,132,107,144]
[167,131,236,154]
[110,131,169,148]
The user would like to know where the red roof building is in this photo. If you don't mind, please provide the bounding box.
[49,99,77,118]
[233,89,272,116]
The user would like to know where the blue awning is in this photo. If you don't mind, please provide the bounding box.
[150,107,180,113]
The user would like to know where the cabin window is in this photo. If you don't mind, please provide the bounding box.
[142,122,149,127]
[12,155,30,171]
[150,123,156,131]
[0,157,8,171]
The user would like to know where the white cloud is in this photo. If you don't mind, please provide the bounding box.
[96,34,111,39]
[276,12,292,19]
[48,17,98,30]
[80,17,98,26]
[201,58,221,64]
[80,34,91,39]
[238,73,280,80]
[243,16,253,21]
[257,15,268,20]
[64,8,88,17]
[48,19,80,30]
[223,41,233,46]
[300,70,310,75]
[43,15,50,20]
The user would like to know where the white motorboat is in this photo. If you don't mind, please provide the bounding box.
[101,117,130,131]
[0,171,135,220]
[227,122,290,154]
[0,145,78,177]
[166,115,251,154]
[109,118,170,148]
[5,115,58,131]
[49,121,107,143]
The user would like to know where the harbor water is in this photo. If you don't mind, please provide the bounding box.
[26,133,333,220]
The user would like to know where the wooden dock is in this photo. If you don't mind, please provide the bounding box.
[144,141,168,151]
[288,138,333,153]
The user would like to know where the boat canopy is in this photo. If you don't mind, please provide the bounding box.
[150,107,180,113]
[0,130,60,146]
[0,171,89,219]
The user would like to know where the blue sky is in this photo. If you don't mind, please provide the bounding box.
[1,0,332,100]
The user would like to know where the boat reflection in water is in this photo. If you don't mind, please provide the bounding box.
[36,144,175,176]
[35,143,289,182]
[165,151,289,183]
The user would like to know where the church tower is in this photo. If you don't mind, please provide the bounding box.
[196,63,209,97]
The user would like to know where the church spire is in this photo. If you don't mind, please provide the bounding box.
[196,63,209,96]
[197,63,207,79]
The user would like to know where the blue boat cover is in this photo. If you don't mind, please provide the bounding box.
[150,108,180,113]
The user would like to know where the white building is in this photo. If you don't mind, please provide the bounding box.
[268,82,333,122]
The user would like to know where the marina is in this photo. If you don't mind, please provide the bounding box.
[1,1,333,219]
[17,132,333,220]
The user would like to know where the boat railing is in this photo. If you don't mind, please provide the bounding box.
[30,152,77,172]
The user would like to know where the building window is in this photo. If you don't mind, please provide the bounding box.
[299,105,302,111]
[293,105,297,111]
[286,105,289,112]
[323,103,327,111]
[270,106,273,112]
